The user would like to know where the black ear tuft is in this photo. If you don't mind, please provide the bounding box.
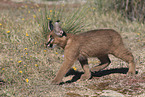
[48,20,53,31]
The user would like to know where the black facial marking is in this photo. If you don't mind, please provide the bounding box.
[62,31,67,37]
[57,31,67,37]
[46,36,54,48]
[49,44,53,48]
[50,35,53,38]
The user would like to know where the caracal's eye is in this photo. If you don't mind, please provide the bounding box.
[50,35,53,39]
[49,35,54,40]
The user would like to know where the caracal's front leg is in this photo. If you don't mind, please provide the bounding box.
[51,47,78,85]
[51,59,75,85]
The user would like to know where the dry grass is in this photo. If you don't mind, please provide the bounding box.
[0,0,145,97]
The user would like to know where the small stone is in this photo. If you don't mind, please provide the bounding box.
[100,90,125,97]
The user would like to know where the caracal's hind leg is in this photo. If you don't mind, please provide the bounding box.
[91,55,111,72]
[78,57,91,80]
[112,46,136,75]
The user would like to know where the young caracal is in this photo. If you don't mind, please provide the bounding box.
[46,20,136,85]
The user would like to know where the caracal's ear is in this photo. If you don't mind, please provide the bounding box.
[48,20,54,31]
[54,20,66,37]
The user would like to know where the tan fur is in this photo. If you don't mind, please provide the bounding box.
[46,25,136,85]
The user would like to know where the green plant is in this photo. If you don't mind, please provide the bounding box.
[36,4,90,39]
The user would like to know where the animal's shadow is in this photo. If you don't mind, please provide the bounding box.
[60,68,138,85]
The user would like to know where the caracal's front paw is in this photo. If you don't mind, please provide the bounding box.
[90,67,101,72]
[80,73,91,81]
[51,79,61,85]
[127,70,136,76]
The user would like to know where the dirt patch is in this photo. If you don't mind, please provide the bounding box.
[66,92,82,97]
[87,81,110,90]
[88,73,145,96]
[60,69,145,96]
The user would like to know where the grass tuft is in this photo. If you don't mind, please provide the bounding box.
[35,4,90,39]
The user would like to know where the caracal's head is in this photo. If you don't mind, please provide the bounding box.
[45,20,67,48]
